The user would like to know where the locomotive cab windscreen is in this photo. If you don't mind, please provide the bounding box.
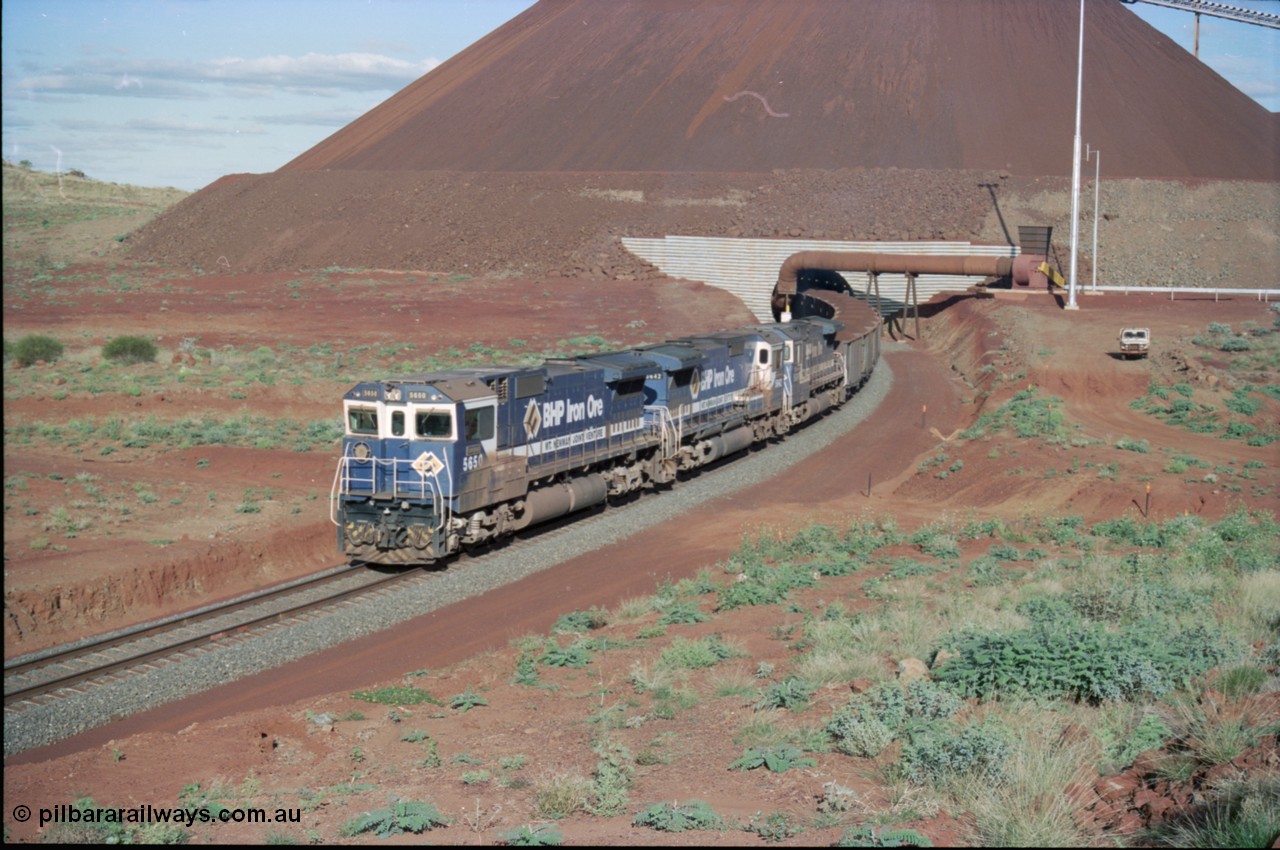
[414,405,455,439]
[347,405,379,435]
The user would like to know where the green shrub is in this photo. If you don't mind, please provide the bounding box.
[961,388,1067,441]
[1225,392,1260,417]
[587,741,633,816]
[931,622,1231,703]
[449,688,488,711]
[551,607,608,634]
[1225,421,1256,440]
[898,722,1010,786]
[1069,577,1202,624]
[1039,515,1085,547]
[1090,515,1208,549]
[351,686,442,705]
[826,681,960,757]
[633,800,723,832]
[967,556,1015,586]
[910,525,961,559]
[1219,336,1252,352]
[10,334,64,366]
[1213,508,1276,543]
[1100,712,1171,772]
[844,516,905,554]
[838,826,934,847]
[340,800,449,837]
[102,335,158,364]
[754,677,816,712]
[903,680,963,721]
[813,556,863,577]
[658,635,738,669]
[787,522,844,557]
[885,557,944,579]
[715,560,817,610]
[729,745,816,773]
[658,601,710,625]
[38,797,189,845]
[827,712,896,758]
[987,543,1023,562]
[745,811,804,842]
[539,638,594,668]
[1016,595,1077,627]
[499,824,564,846]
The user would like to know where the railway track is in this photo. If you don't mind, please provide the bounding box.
[2,562,415,712]
[2,498,653,715]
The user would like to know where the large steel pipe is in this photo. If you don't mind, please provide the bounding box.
[514,475,608,529]
[776,250,1019,296]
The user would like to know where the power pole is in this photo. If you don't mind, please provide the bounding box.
[1067,0,1085,311]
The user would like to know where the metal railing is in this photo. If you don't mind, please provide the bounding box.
[1081,286,1278,301]
[644,404,681,460]
[330,457,443,524]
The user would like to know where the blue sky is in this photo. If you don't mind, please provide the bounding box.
[3,0,1276,191]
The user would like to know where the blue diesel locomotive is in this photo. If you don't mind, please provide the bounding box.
[332,304,879,566]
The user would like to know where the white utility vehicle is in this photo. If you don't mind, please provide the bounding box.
[1118,327,1150,359]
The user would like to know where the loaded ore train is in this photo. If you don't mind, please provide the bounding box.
[331,288,881,566]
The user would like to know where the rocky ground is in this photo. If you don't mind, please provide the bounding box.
[126,169,1279,292]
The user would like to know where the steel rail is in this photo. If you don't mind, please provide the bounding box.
[4,563,361,679]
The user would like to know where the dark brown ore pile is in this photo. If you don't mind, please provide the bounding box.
[128,0,1278,282]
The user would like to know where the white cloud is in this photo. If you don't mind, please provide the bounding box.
[6,52,440,101]
[123,117,269,137]
[255,108,365,127]
[8,72,205,100]
[206,52,439,90]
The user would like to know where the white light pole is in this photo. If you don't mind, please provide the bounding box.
[1087,144,1100,291]
[1066,0,1085,311]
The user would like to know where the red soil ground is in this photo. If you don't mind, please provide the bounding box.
[4,264,1276,845]
[6,0,1277,837]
